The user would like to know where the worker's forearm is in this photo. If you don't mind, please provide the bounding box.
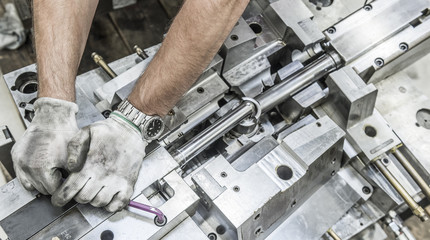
[128,0,249,116]
[35,0,98,102]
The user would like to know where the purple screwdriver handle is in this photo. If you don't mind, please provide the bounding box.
[129,200,166,224]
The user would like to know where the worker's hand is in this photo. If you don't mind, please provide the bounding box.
[11,97,79,195]
[51,111,147,212]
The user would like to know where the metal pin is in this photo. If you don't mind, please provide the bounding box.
[392,149,430,203]
[374,158,428,222]
[91,52,117,79]
[134,45,149,59]
[327,228,341,240]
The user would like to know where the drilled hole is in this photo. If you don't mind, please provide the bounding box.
[231,35,239,41]
[364,126,377,137]
[15,72,38,94]
[197,87,205,94]
[216,225,226,235]
[100,230,114,240]
[255,227,263,236]
[276,165,293,181]
[249,23,263,34]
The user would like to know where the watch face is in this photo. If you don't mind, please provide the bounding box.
[146,118,164,139]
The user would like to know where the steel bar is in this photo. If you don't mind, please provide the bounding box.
[173,103,255,167]
[374,158,428,222]
[256,52,342,113]
[393,150,430,205]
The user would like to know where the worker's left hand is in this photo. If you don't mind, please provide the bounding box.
[51,111,147,212]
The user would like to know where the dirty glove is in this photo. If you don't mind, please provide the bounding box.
[51,111,147,212]
[11,97,79,195]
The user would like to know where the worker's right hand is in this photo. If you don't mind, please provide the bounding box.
[11,97,79,195]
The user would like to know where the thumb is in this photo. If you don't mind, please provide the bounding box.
[66,127,90,172]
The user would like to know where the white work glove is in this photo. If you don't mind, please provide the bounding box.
[51,111,147,212]
[11,97,79,195]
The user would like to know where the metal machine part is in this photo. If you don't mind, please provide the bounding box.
[0,126,15,178]
[2,0,430,239]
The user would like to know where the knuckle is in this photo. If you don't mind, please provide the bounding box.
[92,199,109,208]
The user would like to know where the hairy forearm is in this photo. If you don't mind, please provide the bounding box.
[35,0,98,102]
[128,0,249,116]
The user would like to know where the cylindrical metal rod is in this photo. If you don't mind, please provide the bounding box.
[92,52,118,79]
[173,103,255,167]
[134,45,149,59]
[173,52,341,166]
[327,228,341,240]
[374,158,428,222]
[256,52,341,113]
[393,150,430,203]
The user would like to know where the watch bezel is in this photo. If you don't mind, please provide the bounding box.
[142,116,165,140]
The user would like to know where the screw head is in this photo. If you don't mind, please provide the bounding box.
[362,186,371,194]
[399,42,409,51]
[364,5,372,11]
[374,58,384,67]
[233,186,240,192]
[327,27,336,34]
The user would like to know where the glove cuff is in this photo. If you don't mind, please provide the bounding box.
[110,111,143,137]
[32,97,79,129]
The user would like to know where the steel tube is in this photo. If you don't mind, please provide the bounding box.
[173,52,342,166]
[256,52,341,113]
[393,150,430,203]
[173,103,255,167]
[374,158,428,222]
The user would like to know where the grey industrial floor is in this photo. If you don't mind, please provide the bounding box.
[1,1,430,239]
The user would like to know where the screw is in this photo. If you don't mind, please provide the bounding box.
[291,200,297,208]
[19,102,26,108]
[327,27,336,34]
[197,87,204,94]
[233,186,240,192]
[362,186,371,194]
[102,110,111,118]
[363,5,372,11]
[208,233,217,240]
[231,35,239,41]
[220,172,227,178]
[399,42,409,51]
[374,58,384,67]
[383,158,390,164]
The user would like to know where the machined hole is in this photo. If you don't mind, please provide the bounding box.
[249,23,263,34]
[15,72,38,94]
[100,230,114,240]
[276,165,293,181]
[364,125,377,137]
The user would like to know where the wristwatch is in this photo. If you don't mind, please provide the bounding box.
[114,99,165,141]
